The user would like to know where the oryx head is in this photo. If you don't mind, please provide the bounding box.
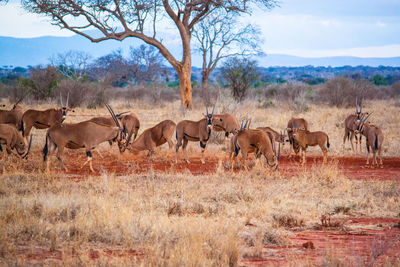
[105,104,127,152]
[60,92,74,121]
[15,134,32,159]
[354,112,372,134]
[204,104,215,130]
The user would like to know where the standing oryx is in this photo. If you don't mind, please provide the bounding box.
[22,93,74,141]
[230,121,279,170]
[291,128,330,165]
[0,124,32,162]
[343,98,367,153]
[211,113,240,139]
[287,118,309,157]
[176,105,215,164]
[43,104,125,173]
[126,120,175,155]
[354,113,384,168]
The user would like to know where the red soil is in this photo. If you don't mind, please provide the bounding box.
[24,152,400,181]
[242,218,400,266]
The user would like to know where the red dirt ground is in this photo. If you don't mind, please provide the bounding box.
[242,218,400,266]
[20,152,400,181]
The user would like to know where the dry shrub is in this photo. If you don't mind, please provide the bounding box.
[268,82,312,112]
[317,77,375,107]
[122,84,178,105]
[272,214,305,229]
[55,79,92,107]
[392,81,400,97]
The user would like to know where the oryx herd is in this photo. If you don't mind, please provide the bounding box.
[0,95,385,173]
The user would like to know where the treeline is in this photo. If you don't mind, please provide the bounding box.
[1,48,400,109]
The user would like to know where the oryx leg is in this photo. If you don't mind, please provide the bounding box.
[175,134,183,163]
[320,144,328,164]
[94,148,104,159]
[182,139,190,163]
[358,135,362,153]
[200,141,207,165]
[23,123,33,143]
[56,147,68,172]
[240,149,249,171]
[365,144,371,168]
[166,136,174,150]
[79,151,94,173]
[342,129,349,151]
[301,148,306,165]
[378,149,383,168]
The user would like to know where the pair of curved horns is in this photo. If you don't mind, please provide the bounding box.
[355,97,363,114]
[60,92,70,108]
[15,89,31,107]
[105,104,121,129]
[206,104,215,117]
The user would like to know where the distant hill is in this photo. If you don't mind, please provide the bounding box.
[1,33,400,67]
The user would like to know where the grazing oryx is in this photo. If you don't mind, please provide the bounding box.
[22,93,74,141]
[211,113,240,139]
[86,111,138,153]
[257,126,286,145]
[126,120,176,156]
[343,98,367,153]
[119,113,140,144]
[176,105,215,164]
[230,121,279,170]
[354,113,384,168]
[0,93,28,132]
[290,128,330,165]
[43,104,125,173]
[0,124,32,162]
[287,118,309,157]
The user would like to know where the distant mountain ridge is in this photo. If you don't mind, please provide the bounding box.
[1,33,400,67]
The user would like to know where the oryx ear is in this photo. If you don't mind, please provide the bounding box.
[287,127,292,131]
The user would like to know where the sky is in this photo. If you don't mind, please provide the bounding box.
[0,0,399,58]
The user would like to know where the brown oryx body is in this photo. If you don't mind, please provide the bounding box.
[0,124,32,163]
[292,129,330,164]
[230,127,279,170]
[257,126,286,145]
[43,104,123,173]
[287,118,309,157]
[343,98,367,153]
[127,120,175,156]
[212,113,240,138]
[86,112,140,153]
[22,93,73,140]
[0,104,24,131]
[176,106,215,164]
[354,114,384,168]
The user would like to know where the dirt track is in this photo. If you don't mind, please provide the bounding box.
[16,151,400,181]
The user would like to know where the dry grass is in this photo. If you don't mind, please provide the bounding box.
[1,163,399,265]
[1,98,400,265]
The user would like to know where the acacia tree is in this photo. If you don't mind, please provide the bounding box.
[11,0,277,109]
[193,9,264,99]
[50,50,92,80]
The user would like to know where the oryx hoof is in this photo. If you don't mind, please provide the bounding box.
[185,159,190,164]
[201,161,205,165]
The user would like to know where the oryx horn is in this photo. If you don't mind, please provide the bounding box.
[66,92,70,108]
[105,104,121,128]
[60,92,64,107]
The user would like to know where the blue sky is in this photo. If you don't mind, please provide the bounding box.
[0,0,399,58]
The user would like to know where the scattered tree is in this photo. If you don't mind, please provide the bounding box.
[50,50,92,80]
[221,57,260,102]
[193,9,264,100]
[16,0,277,109]
[19,66,61,100]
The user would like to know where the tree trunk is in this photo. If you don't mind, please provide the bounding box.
[201,70,210,103]
[177,63,193,110]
